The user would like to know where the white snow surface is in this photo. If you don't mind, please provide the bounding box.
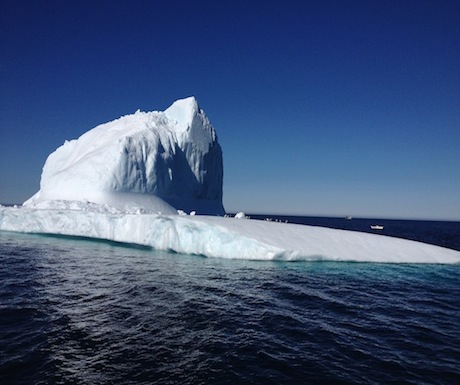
[1,203,459,263]
[24,96,224,215]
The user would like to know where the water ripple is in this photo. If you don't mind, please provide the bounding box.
[1,232,459,384]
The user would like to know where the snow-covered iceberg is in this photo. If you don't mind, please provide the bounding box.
[1,97,459,264]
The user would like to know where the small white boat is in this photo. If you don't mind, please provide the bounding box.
[370,225,384,230]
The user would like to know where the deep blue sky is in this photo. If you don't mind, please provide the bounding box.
[1,0,459,220]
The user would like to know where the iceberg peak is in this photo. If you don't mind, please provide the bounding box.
[164,96,200,133]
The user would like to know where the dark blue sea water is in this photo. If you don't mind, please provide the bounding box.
[1,217,459,385]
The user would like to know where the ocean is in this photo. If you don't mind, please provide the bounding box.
[1,216,459,384]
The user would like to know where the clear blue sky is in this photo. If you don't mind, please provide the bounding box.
[1,0,459,220]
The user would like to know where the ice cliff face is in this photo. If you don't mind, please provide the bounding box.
[25,97,225,215]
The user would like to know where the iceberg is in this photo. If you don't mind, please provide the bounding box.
[1,97,459,264]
